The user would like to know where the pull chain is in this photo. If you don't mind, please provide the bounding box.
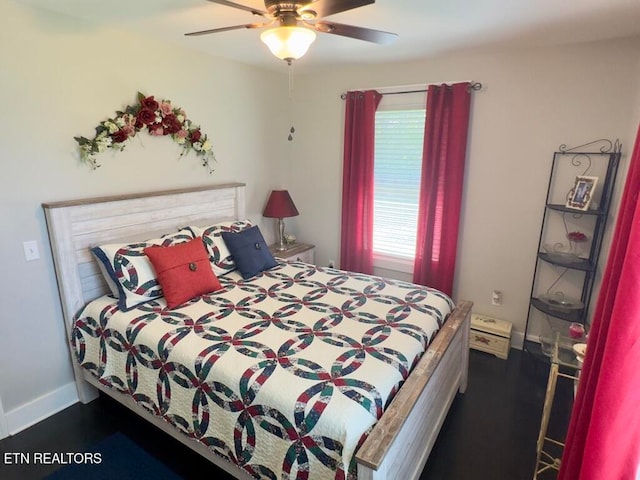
[288,62,295,141]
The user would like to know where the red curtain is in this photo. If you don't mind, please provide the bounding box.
[340,90,382,274]
[559,127,640,480]
[413,83,471,296]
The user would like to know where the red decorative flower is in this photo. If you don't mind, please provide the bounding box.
[137,108,156,125]
[140,95,159,111]
[567,231,588,242]
[111,129,129,143]
[148,122,164,136]
[163,114,182,135]
[190,129,202,143]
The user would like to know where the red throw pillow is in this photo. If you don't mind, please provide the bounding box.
[144,237,221,309]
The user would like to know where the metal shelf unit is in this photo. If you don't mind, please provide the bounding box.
[524,139,621,360]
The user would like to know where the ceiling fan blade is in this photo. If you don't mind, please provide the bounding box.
[185,22,265,36]
[300,0,374,18]
[206,0,269,17]
[313,21,397,45]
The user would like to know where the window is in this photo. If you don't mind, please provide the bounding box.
[373,91,426,268]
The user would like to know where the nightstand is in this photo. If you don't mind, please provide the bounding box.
[269,242,315,264]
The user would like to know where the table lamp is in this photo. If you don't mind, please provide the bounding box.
[263,190,299,251]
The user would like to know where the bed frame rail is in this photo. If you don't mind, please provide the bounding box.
[356,300,472,480]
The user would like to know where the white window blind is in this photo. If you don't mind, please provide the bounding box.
[373,107,426,259]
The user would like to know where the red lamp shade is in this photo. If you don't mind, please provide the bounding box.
[263,190,299,218]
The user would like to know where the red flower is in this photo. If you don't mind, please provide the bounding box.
[190,129,202,143]
[140,95,159,111]
[567,231,588,242]
[111,129,129,143]
[163,114,182,135]
[148,122,164,136]
[137,108,156,125]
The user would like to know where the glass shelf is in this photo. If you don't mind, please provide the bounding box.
[545,203,607,216]
[551,332,585,370]
[537,252,594,272]
[531,297,584,322]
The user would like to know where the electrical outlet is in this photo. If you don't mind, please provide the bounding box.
[491,290,503,306]
[23,240,40,261]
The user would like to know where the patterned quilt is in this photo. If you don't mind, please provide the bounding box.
[72,261,454,480]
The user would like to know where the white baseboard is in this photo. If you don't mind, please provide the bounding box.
[5,382,79,436]
[511,330,526,350]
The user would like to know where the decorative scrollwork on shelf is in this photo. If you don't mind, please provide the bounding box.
[569,154,592,176]
[545,267,570,296]
[558,138,621,154]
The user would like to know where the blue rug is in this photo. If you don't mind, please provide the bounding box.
[45,433,182,480]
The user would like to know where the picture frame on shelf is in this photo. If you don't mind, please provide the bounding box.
[566,175,598,211]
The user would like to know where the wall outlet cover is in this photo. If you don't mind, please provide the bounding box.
[23,240,40,261]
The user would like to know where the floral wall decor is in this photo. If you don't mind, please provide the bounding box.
[75,93,216,173]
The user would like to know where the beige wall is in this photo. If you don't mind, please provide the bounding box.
[288,37,640,346]
[0,2,288,430]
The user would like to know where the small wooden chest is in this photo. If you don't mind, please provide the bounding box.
[470,314,512,360]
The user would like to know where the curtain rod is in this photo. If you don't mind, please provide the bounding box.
[340,81,482,99]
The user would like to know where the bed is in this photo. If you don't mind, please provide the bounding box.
[43,183,472,480]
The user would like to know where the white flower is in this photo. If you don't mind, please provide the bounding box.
[202,140,212,152]
[104,121,118,134]
[177,114,185,123]
[95,136,112,152]
[193,142,202,151]
[175,136,186,145]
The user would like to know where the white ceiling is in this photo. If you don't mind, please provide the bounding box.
[17,0,640,73]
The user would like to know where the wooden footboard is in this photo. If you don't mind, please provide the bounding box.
[356,300,472,480]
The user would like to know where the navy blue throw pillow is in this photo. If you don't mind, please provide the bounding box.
[221,226,277,279]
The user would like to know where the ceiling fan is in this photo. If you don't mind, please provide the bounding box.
[185,0,397,63]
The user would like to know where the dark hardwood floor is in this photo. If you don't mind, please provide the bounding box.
[421,349,572,480]
[0,349,574,480]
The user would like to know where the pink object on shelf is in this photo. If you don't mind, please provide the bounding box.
[569,322,585,339]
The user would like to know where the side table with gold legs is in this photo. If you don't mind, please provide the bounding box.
[533,332,583,479]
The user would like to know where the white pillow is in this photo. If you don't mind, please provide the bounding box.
[188,220,253,276]
[91,228,195,311]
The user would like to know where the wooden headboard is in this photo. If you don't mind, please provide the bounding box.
[43,183,246,335]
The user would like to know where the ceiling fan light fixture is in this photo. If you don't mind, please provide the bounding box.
[260,26,316,62]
